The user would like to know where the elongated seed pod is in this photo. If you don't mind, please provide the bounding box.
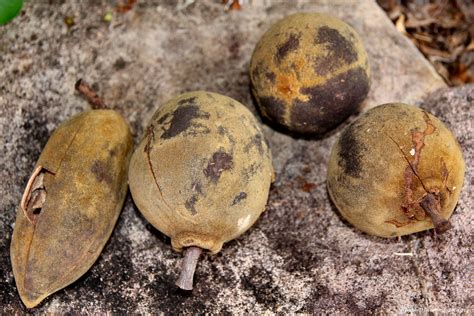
[10,110,133,308]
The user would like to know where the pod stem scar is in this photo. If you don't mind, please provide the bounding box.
[175,246,202,291]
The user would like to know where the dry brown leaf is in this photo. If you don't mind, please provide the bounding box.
[396,14,407,34]
[412,32,434,43]
[455,0,474,23]
[433,61,451,83]
[467,40,474,50]
[418,43,452,58]
[116,0,137,13]
[405,17,436,28]
[378,0,474,86]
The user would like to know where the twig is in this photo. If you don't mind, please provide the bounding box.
[75,79,108,109]
[175,246,203,290]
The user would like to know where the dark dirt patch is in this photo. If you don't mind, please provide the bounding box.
[90,160,113,186]
[258,96,287,125]
[276,33,301,63]
[185,195,199,215]
[161,103,210,139]
[178,97,197,106]
[113,57,128,70]
[156,112,170,125]
[217,126,236,145]
[231,192,247,206]
[240,265,284,309]
[303,285,386,314]
[53,217,141,313]
[290,67,369,134]
[241,163,261,181]
[265,71,276,83]
[0,205,24,313]
[269,231,323,273]
[313,26,358,76]
[337,122,365,178]
[217,126,226,136]
[244,133,264,155]
[203,150,233,183]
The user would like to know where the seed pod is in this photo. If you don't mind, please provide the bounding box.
[129,91,273,290]
[10,109,133,308]
[327,103,465,237]
[250,12,370,134]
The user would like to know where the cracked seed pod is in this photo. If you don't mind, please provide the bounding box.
[327,103,465,237]
[128,91,273,290]
[250,12,370,134]
[11,110,133,308]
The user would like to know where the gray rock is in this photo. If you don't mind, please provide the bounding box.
[1,0,470,314]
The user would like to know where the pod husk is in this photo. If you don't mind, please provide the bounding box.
[327,103,465,237]
[129,91,274,254]
[250,12,370,134]
[10,110,133,308]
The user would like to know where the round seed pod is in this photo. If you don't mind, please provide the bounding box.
[11,110,133,308]
[250,12,370,134]
[327,103,465,237]
[128,91,273,290]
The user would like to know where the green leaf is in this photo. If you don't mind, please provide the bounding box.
[0,0,23,25]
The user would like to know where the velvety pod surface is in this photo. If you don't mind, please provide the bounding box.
[128,91,273,254]
[250,12,370,134]
[10,110,133,308]
[327,103,465,237]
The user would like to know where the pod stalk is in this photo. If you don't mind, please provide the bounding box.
[420,192,451,234]
[176,246,202,291]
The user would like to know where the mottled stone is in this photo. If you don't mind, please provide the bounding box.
[0,0,471,314]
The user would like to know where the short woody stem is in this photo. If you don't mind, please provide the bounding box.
[75,79,108,109]
[175,246,202,290]
[420,193,451,234]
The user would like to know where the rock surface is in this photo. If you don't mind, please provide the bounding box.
[1,0,471,314]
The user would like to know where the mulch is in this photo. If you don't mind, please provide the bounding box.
[377,0,474,86]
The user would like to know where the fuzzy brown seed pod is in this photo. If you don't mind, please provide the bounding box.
[327,103,465,237]
[128,91,273,289]
[10,110,133,308]
[250,12,370,134]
